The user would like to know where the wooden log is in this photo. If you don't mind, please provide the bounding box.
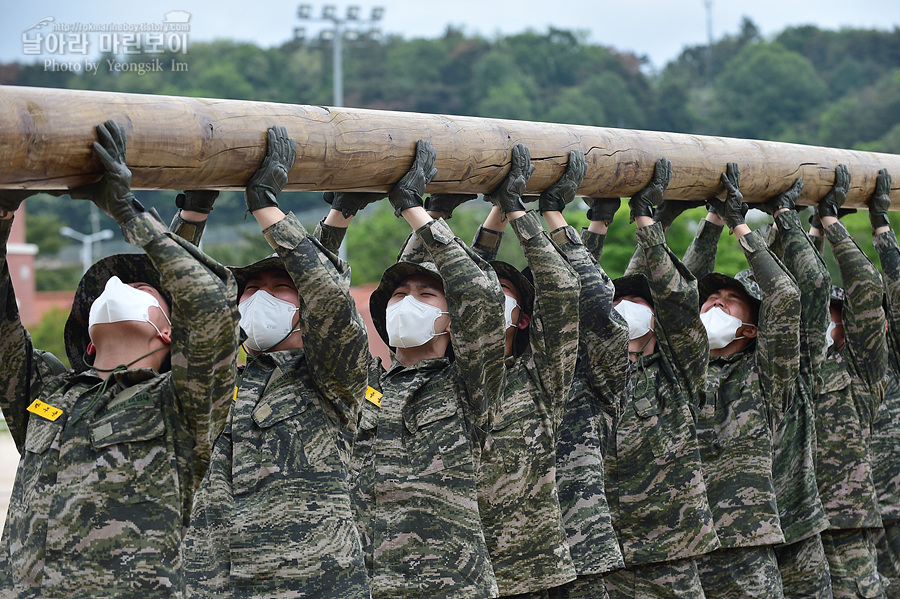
[1,85,899,209]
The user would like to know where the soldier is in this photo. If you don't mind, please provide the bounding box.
[179,126,371,598]
[0,120,240,597]
[350,140,507,598]
[868,169,900,598]
[462,146,582,596]
[808,165,889,599]
[683,163,801,598]
[588,159,720,599]
[756,180,834,599]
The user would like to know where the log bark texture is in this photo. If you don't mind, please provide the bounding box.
[1,85,899,209]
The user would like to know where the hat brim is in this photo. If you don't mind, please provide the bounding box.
[491,261,534,317]
[613,273,653,306]
[229,254,287,297]
[698,272,762,313]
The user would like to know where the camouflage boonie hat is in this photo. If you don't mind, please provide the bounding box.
[64,253,171,373]
[229,253,288,298]
[370,261,444,347]
[698,269,762,315]
[491,261,534,318]
[613,273,653,307]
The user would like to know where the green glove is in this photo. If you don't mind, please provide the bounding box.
[653,199,706,228]
[539,150,587,213]
[868,168,891,229]
[714,162,748,230]
[759,177,803,216]
[584,197,620,222]
[817,164,850,219]
[176,190,219,214]
[628,158,671,223]
[245,126,297,212]
[424,193,477,219]
[388,139,437,217]
[69,120,145,225]
[323,191,385,219]
[486,143,534,217]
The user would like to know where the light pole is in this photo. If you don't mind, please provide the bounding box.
[61,226,114,274]
[295,4,385,108]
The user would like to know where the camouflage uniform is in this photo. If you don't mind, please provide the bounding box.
[550,225,629,598]
[815,220,889,599]
[601,222,720,598]
[765,211,834,599]
[872,229,900,598]
[363,218,506,598]
[180,212,370,598]
[0,210,240,598]
[684,222,800,598]
[463,212,580,595]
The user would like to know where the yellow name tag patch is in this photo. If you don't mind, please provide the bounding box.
[233,386,239,401]
[365,386,382,407]
[27,399,63,422]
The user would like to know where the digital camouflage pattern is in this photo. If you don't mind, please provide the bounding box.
[774,533,832,599]
[696,546,785,599]
[821,529,889,599]
[554,225,627,578]
[872,229,900,523]
[815,221,886,531]
[313,218,347,257]
[603,556,706,599]
[684,225,799,549]
[366,218,505,599]
[766,210,830,546]
[605,222,719,566]
[467,211,579,594]
[181,212,369,599]
[873,229,900,596]
[0,211,240,598]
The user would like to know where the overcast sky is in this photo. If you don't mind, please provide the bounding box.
[2,0,899,71]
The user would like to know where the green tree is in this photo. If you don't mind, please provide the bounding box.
[29,307,71,368]
[25,212,66,255]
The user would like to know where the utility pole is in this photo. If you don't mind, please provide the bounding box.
[61,206,114,274]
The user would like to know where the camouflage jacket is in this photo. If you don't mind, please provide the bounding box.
[365,219,505,599]
[872,229,900,522]
[181,213,370,598]
[602,222,719,564]
[815,221,887,530]
[764,211,831,544]
[0,211,240,598]
[464,212,579,594]
[552,226,627,576]
[684,226,800,548]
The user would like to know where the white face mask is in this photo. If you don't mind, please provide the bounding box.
[238,289,300,353]
[89,276,170,341]
[614,299,654,340]
[386,295,449,349]
[503,295,520,330]
[701,306,751,350]
[826,320,838,349]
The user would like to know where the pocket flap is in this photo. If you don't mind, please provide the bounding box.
[856,569,888,598]
[403,396,456,434]
[633,395,662,419]
[820,366,852,394]
[252,394,312,429]
[24,417,61,454]
[91,405,165,449]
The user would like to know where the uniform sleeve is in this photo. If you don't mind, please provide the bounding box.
[396,231,430,264]
[312,219,347,256]
[637,222,709,397]
[739,229,801,410]
[510,212,580,423]
[415,218,506,427]
[581,228,605,263]
[263,212,368,430]
[555,225,629,400]
[168,212,207,246]
[120,211,240,474]
[826,220,888,388]
[773,210,831,374]
[623,246,645,276]
[470,225,504,263]
[682,218,724,279]
[0,217,67,453]
[873,230,900,367]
